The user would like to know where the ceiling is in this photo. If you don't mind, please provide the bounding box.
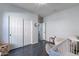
[12,3,79,17]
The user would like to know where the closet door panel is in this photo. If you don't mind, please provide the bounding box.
[24,19,32,46]
[9,16,23,49]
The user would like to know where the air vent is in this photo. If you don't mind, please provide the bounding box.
[38,15,43,23]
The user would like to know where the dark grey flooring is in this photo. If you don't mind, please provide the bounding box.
[6,40,48,56]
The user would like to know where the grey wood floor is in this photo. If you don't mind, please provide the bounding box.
[6,40,48,56]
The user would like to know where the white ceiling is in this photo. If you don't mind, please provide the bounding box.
[12,3,79,17]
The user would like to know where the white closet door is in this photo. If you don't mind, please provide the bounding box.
[9,16,23,49]
[24,19,32,46]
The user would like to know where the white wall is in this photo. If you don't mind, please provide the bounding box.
[44,6,79,41]
[0,4,38,45]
